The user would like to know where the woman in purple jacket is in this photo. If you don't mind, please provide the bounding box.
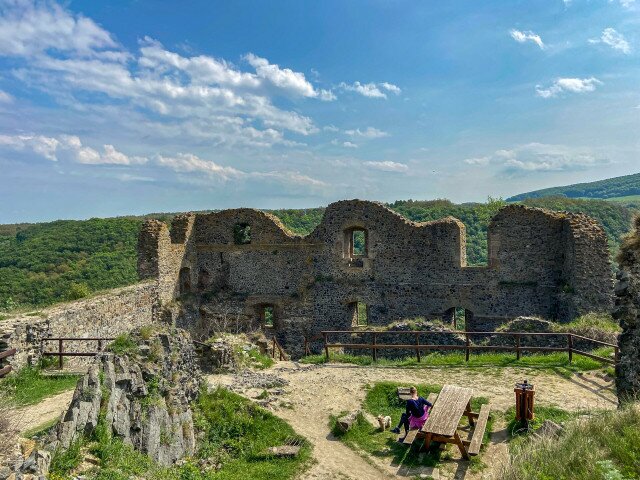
[391,386,433,435]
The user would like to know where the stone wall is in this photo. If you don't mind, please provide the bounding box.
[614,216,640,401]
[1,282,156,370]
[139,199,614,357]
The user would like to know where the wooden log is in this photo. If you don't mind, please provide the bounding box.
[337,410,361,432]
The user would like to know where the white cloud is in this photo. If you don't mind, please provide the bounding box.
[155,153,242,179]
[0,0,117,57]
[0,0,346,148]
[465,143,607,172]
[611,0,636,8]
[345,127,389,139]
[0,133,148,164]
[342,141,358,148]
[339,81,401,99]
[323,124,339,133]
[509,29,545,49]
[244,53,334,100]
[0,134,59,160]
[0,131,327,187]
[380,82,402,95]
[589,28,631,54]
[363,160,409,172]
[535,77,602,98]
[464,156,491,166]
[0,90,13,103]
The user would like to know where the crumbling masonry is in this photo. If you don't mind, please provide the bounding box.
[138,200,614,357]
[614,216,640,400]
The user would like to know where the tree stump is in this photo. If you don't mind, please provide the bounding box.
[337,410,361,432]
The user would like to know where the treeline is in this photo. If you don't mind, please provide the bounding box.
[0,197,637,311]
[508,172,640,201]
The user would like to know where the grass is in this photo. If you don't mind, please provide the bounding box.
[300,350,612,377]
[503,405,586,439]
[24,417,59,439]
[107,333,138,356]
[50,387,311,480]
[554,312,621,334]
[498,403,640,480]
[0,366,79,406]
[332,382,494,470]
[245,347,275,369]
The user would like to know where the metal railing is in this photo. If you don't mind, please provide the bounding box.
[0,348,17,377]
[41,337,115,369]
[309,330,618,365]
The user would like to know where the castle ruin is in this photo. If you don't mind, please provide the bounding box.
[138,200,614,356]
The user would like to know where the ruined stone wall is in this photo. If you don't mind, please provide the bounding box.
[139,199,614,357]
[614,216,640,401]
[1,282,156,369]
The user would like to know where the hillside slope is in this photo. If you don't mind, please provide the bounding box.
[507,172,640,201]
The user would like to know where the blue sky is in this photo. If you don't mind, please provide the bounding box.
[0,0,638,223]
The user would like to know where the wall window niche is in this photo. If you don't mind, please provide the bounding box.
[179,267,191,295]
[350,301,368,327]
[233,223,251,245]
[442,307,473,330]
[261,305,275,327]
[344,227,368,266]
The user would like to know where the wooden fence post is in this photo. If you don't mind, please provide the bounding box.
[372,332,377,362]
[58,338,63,370]
[465,332,470,362]
[323,332,329,362]
[516,334,521,361]
[567,334,573,364]
[416,332,421,363]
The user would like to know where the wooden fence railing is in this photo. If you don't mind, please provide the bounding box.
[271,337,289,361]
[41,337,115,369]
[0,348,17,377]
[309,330,619,365]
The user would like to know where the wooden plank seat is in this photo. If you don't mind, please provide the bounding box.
[467,404,491,456]
[400,393,438,445]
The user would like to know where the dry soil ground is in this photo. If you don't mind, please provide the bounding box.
[13,362,617,480]
[208,362,617,480]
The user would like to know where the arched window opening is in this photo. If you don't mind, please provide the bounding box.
[233,223,251,245]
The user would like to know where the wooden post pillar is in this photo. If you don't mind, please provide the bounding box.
[567,334,573,364]
[58,338,63,370]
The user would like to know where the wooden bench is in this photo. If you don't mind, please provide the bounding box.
[402,392,438,445]
[467,404,490,456]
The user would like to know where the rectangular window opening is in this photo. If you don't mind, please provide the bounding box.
[356,301,368,326]
[233,223,251,245]
[352,230,366,256]
[263,306,274,327]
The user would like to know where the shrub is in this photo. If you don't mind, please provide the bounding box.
[67,282,91,301]
[107,334,138,356]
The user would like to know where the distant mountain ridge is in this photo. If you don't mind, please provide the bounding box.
[507,172,640,201]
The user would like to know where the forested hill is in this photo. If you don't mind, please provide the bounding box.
[507,172,640,202]
[0,196,637,312]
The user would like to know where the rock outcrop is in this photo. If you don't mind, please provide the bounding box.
[614,216,640,401]
[49,327,201,466]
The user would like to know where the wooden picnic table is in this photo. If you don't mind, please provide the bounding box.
[414,384,490,459]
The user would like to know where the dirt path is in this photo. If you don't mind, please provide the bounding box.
[14,389,75,434]
[208,362,617,479]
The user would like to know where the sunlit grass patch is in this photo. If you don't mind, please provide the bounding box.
[0,367,79,406]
